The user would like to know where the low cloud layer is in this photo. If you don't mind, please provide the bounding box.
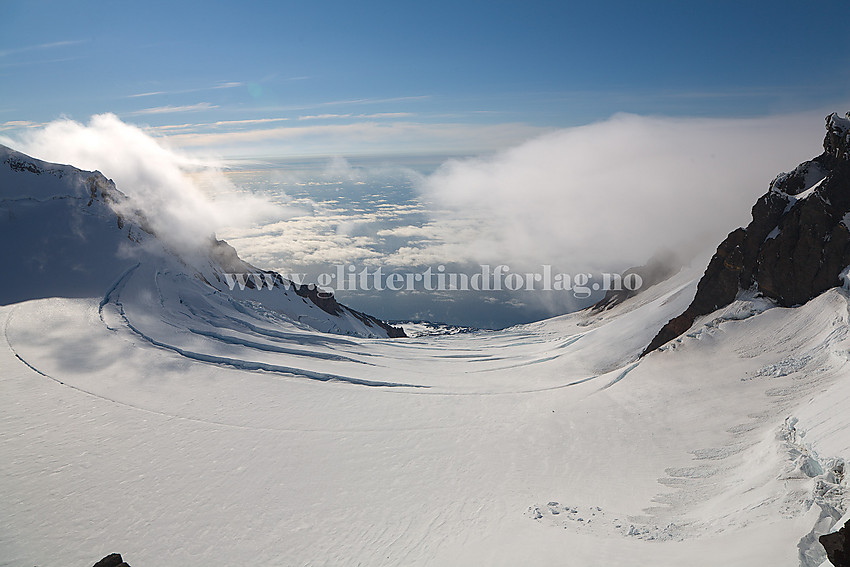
[1,113,289,258]
[0,110,839,326]
[417,112,829,273]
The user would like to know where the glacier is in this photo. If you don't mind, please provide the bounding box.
[2,145,850,566]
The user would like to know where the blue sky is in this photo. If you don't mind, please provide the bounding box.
[2,0,850,157]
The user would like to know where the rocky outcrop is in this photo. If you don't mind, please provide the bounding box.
[92,553,131,567]
[292,281,407,338]
[207,238,406,338]
[643,113,850,355]
[591,249,682,312]
[821,519,850,567]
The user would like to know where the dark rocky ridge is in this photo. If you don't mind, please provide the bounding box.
[207,238,406,338]
[643,113,850,355]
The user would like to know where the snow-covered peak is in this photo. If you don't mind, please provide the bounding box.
[0,144,404,338]
[0,144,119,203]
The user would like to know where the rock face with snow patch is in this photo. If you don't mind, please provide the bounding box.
[644,113,850,354]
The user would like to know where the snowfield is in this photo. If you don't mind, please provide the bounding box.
[2,143,849,566]
[3,256,850,566]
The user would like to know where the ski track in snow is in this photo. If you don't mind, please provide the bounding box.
[97,262,623,396]
[3,305,465,434]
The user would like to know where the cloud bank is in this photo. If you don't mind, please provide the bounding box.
[1,113,288,258]
[416,112,829,273]
[0,110,837,326]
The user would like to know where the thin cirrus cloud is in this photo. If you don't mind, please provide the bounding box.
[298,112,416,121]
[0,39,87,58]
[149,117,291,133]
[126,102,219,116]
[126,82,244,98]
[298,114,353,121]
[315,95,431,107]
[0,120,39,132]
[149,114,417,139]
[251,95,433,115]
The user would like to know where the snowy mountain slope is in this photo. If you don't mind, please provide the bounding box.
[0,144,403,338]
[0,145,141,303]
[3,254,850,566]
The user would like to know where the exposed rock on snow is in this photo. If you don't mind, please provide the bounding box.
[92,553,131,567]
[590,248,683,312]
[393,320,478,337]
[645,113,850,354]
[820,520,850,567]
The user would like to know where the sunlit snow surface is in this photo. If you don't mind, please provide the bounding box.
[3,261,850,566]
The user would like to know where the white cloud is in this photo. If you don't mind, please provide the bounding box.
[1,113,290,260]
[376,225,439,239]
[417,111,830,273]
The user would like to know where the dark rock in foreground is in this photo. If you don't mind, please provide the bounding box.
[92,553,130,567]
[821,520,850,567]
